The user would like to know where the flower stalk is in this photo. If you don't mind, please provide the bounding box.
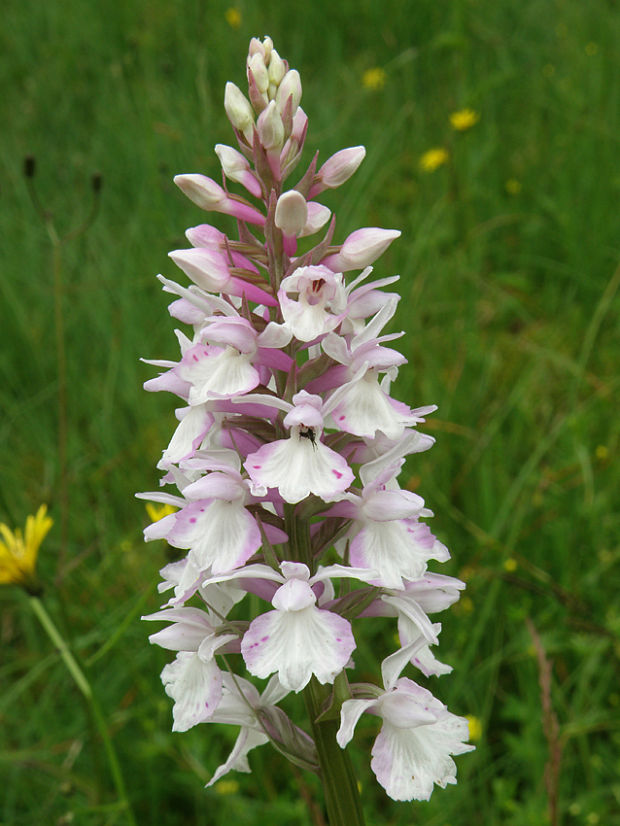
[1,506,135,825]
[304,678,365,826]
[28,596,137,826]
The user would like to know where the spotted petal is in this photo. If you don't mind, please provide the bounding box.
[168,499,261,575]
[245,434,353,504]
[241,601,355,691]
[161,651,223,732]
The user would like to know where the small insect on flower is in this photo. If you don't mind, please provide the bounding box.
[299,426,317,448]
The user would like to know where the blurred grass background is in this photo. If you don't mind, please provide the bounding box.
[1,0,619,823]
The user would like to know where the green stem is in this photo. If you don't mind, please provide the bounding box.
[285,508,366,825]
[29,596,137,826]
[47,225,69,579]
[304,678,366,826]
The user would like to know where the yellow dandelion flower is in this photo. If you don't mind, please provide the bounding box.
[595,445,608,460]
[145,503,178,523]
[465,715,483,741]
[505,178,522,195]
[503,557,517,572]
[458,565,476,582]
[449,108,479,131]
[419,147,449,172]
[214,779,239,795]
[362,67,387,91]
[225,8,242,29]
[0,505,53,588]
[459,595,474,614]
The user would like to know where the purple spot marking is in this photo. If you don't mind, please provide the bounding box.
[260,635,269,642]
[339,415,345,421]
[332,470,343,479]
[189,517,196,523]
[253,464,261,469]
[193,354,199,361]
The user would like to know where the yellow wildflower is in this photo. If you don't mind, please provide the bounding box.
[362,67,387,91]
[214,779,239,795]
[458,566,476,582]
[505,178,522,195]
[0,505,53,588]
[225,8,242,29]
[458,595,474,614]
[595,445,608,460]
[145,503,178,523]
[419,147,449,172]
[449,108,479,131]
[503,557,517,572]
[465,715,482,742]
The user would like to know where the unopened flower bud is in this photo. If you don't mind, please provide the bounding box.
[299,202,331,237]
[275,69,302,116]
[224,82,255,141]
[215,144,249,178]
[248,52,269,94]
[248,37,265,60]
[323,227,401,271]
[268,48,286,87]
[315,146,366,191]
[215,144,262,198]
[257,100,285,151]
[290,107,307,143]
[174,174,265,225]
[275,190,308,237]
[174,174,226,210]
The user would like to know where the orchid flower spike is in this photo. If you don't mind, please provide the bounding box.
[140,35,472,816]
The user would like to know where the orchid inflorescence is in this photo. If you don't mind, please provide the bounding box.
[140,35,473,808]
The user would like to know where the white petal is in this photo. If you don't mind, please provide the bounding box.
[330,374,413,439]
[181,348,259,403]
[350,520,429,589]
[162,405,213,464]
[257,321,293,348]
[245,436,353,504]
[370,680,473,801]
[241,605,355,692]
[161,652,222,732]
[170,500,260,574]
[279,293,340,342]
[380,639,427,691]
[409,643,453,678]
[337,698,376,748]
[206,727,269,786]
[143,606,214,651]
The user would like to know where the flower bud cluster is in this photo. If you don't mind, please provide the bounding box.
[141,36,473,803]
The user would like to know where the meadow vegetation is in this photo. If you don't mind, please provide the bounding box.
[1,0,619,823]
